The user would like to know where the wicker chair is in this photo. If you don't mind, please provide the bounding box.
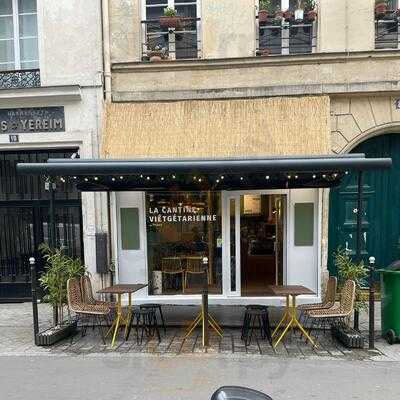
[80,275,115,308]
[161,257,184,292]
[67,278,110,344]
[306,279,356,336]
[184,256,206,290]
[298,276,337,313]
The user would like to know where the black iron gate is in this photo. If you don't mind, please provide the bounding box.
[0,149,83,302]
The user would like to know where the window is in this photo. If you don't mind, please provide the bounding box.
[375,0,399,49]
[257,0,316,55]
[142,0,200,60]
[0,0,39,71]
[146,191,222,295]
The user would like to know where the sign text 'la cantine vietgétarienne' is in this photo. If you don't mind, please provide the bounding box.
[0,107,65,134]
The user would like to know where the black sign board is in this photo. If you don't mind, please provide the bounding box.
[0,107,65,134]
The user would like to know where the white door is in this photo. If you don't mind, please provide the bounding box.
[116,192,148,287]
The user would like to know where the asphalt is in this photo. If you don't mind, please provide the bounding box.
[1,355,399,400]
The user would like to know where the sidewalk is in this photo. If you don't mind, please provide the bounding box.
[0,302,398,362]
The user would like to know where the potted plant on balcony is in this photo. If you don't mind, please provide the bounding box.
[375,1,388,19]
[304,0,318,22]
[283,10,294,22]
[146,45,168,62]
[159,7,182,29]
[294,0,304,21]
[36,244,87,345]
[258,0,272,23]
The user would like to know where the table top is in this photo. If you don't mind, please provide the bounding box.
[97,284,148,295]
[269,285,315,296]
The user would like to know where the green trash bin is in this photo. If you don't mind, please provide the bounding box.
[379,264,400,345]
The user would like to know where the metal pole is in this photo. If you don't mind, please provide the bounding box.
[30,257,39,345]
[369,256,376,350]
[354,171,363,331]
[202,257,209,348]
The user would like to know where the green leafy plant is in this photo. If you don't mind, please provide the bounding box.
[39,243,87,326]
[334,247,369,311]
[163,7,177,17]
[259,0,271,11]
[302,0,316,11]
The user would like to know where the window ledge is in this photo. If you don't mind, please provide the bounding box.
[0,85,82,106]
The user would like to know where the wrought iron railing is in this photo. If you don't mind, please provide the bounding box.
[375,10,400,49]
[141,17,201,61]
[257,19,317,56]
[0,69,40,90]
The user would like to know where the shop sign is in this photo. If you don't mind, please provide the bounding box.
[148,205,217,223]
[0,107,65,134]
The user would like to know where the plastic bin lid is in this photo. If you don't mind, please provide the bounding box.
[211,387,273,400]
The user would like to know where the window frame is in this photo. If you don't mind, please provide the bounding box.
[141,0,202,61]
[0,0,39,71]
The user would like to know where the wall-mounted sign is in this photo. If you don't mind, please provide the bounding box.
[243,195,261,215]
[148,205,217,224]
[9,134,19,143]
[0,107,65,134]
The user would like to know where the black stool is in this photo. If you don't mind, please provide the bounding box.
[140,303,166,334]
[126,308,161,345]
[241,305,272,346]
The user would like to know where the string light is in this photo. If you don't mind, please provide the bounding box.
[294,175,298,179]
[119,176,124,180]
[287,174,292,179]
[265,175,270,180]
[345,171,349,175]
[220,176,224,180]
[198,178,202,183]
[140,174,143,178]
[240,177,244,181]
[333,173,338,178]
[73,176,77,180]
[94,177,98,181]
[60,177,65,183]
[146,176,150,180]
[84,178,88,182]
[312,174,316,179]
[172,175,176,179]
[111,177,116,182]
[322,174,326,178]
[160,177,164,181]
[216,179,220,183]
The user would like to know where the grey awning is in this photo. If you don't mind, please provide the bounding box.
[16,154,392,192]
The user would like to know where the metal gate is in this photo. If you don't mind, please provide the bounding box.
[0,149,83,302]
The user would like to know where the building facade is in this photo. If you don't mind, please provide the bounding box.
[101,0,400,305]
[0,0,106,301]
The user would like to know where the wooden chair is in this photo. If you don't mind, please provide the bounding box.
[161,257,184,293]
[67,277,110,344]
[184,256,206,290]
[306,279,356,337]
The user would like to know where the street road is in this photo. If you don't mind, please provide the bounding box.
[0,355,399,400]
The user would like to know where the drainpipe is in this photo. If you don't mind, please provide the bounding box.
[101,0,112,102]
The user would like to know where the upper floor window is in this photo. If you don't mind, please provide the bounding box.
[375,0,399,49]
[257,0,317,56]
[142,0,200,61]
[0,0,39,71]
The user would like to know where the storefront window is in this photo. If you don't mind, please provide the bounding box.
[146,191,222,295]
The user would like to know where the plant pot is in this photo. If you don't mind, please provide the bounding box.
[275,11,284,20]
[306,10,318,22]
[35,320,77,346]
[375,3,388,19]
[149,54,163,62]
[159,16,182,29]
[283,10,294,22]
[256,49,270,57]
[258,10,269,23]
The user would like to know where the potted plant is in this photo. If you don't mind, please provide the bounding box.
[259,0,272,23]
[375,1,388,19]
[283,10,294,22]
[304,0,318,22]
[146,45,168,62]
[36,244,87,345]
[159,7,182,29]
[334,247,369,316]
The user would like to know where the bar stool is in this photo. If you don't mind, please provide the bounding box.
[140,303,166,334]
[126,308,161,345]
[241,305,272,346]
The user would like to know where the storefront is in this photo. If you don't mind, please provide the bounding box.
[17,154,392,306]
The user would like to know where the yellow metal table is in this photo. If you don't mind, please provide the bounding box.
[98,283,148,347]
[270,285,317,348]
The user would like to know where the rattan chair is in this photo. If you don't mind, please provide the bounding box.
[80,275,115,308]
[161,257,184,292]
[298,276,337,313]
[184,256,206,290]
[306,279,356,336]
[67,277,110,344]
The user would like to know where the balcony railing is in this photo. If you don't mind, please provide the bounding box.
[0,69,40,90]
[141,17,201,61]
[375,10,400,49]
[257,18,317,56]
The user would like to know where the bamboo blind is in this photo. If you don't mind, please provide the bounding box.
[102,96,330,158]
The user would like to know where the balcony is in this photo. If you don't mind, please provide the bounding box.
[256,12,317,56]
[141,17,201,61]
[0,69,41,90]
[375,9,400,49]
